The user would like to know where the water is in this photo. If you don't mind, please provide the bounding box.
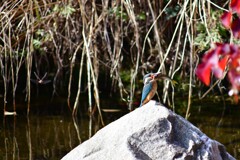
[2,115,80,160]
[0,99,240,159]
[189,100,240,159]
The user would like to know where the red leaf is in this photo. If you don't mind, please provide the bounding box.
[216,43,233,55]
[212,55,229,79]
[221,12,232,29]
[196,49,218,86]
[196,63,211,86]
[231,0,240,14]
[218,55,229,71]
[231,18,240,38]
[228,69,240,93]
[227,50,240,100]
[196,48,229,86]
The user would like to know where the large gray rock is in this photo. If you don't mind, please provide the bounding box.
[62,100,235,160]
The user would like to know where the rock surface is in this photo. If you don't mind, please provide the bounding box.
[62,100,235,160]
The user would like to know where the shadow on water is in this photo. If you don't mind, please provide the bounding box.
[1,97,240,159]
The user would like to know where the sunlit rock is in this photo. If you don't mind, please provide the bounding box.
[62,100,235,160]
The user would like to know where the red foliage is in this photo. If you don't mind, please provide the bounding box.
[196,46,229,86]
[230,0,240,15]
[196,0,240,101]
[220,12,240,38]
[231,18,240,38]
[221,12,232,29]
[196,43,240,98]
[196,62,212,86]
[228,51,240,96]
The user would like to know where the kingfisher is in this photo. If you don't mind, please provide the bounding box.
[140,72,172,107]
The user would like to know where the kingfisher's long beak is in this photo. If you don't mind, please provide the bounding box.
[153,72,171,81]
[153,72,178,86]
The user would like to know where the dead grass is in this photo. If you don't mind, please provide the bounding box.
[0,0,228,120]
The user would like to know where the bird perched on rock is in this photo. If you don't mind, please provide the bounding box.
[140,72,172,107]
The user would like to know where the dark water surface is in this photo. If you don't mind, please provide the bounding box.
[0,99,240,159]
[189,101,240,159]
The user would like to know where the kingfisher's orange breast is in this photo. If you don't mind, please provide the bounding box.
[141,81,158,106]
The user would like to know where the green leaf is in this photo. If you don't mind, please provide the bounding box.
[33,39,41,49]
[61,5,76,17]
[137,12,146,20]
[164,5,180,20]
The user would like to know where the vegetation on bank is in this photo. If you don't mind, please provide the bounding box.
[0,0,231,120]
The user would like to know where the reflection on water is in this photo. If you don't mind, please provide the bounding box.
[0,99,125,160]
[0,100,240,159]
[2,115,86,160]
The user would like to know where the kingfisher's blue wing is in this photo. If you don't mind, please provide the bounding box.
[140,82,152,106]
